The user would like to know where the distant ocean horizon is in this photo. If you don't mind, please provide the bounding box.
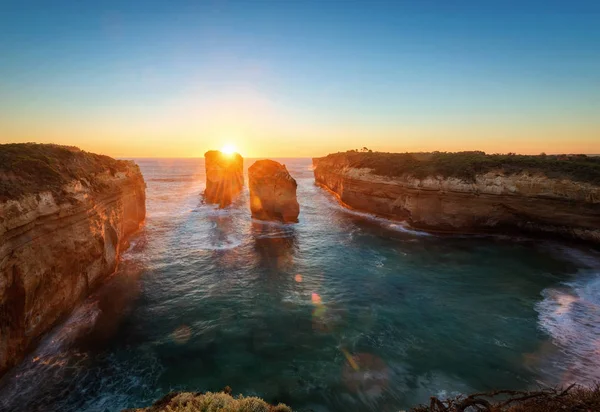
[116,152,600,161]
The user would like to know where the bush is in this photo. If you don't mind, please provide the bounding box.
[124,391,292,412]
[0,143,131,201]
[411,384,600,412]
[320,151,600,184]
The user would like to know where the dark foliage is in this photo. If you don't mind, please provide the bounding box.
[0,143,130,201]
[411,383,600,411]
[323,151,600,184]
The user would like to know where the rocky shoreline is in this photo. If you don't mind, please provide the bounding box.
[313,151,600,243]
[0,144,146,377]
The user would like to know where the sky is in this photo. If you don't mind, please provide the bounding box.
[1,0,599,158]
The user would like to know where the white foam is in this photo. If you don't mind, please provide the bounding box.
[319,190,433,236]
[536,271,600,384]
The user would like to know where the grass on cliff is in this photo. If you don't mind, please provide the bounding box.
[124,391,291,412]
[0,143,131,201]
[324,150,600,184]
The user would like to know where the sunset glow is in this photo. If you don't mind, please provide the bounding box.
[0,2,598,157]
[221,144,238,156]
[2,2,600,410]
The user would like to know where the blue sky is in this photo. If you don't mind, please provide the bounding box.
[1,0,599,156]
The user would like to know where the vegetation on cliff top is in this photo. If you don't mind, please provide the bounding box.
[319,150,600,184]
[0,143,132,201]
[123,391,291,412]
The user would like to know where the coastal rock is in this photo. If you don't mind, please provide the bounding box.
[313,152,600,243]
[204,150,244,207]
[248,160,299,223]
[0,144,146,377]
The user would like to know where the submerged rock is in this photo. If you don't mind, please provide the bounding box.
[0,143,146,377]
[248,160,299,223]
[203,150,244,208]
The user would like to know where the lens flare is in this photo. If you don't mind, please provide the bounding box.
[221,144,237,155]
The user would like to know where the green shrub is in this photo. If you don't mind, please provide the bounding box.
[0,143,131,201]
[125,391,292,412]
[323,150,600,184]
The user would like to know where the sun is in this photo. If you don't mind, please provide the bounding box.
[221,143,237,156]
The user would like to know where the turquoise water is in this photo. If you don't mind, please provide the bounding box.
[1,158,599,412]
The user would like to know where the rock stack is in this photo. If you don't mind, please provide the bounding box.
[203,150,244,207]
[248,159,300,223]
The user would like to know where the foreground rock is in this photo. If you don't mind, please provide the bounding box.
[123,391,291,412]
[204,150,244,207]
[248,160,299,222]
[127,384,600,412]
[0,143,146,377]
[313,151,600,243]
[413,383,600,411]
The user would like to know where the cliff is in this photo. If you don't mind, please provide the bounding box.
[313,151,600,243]
[204,150,244,207]
[0,143,146,377]
[248,160,300,223]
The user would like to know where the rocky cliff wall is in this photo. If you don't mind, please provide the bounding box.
[204,150,244,207]
[0,145,146,376]
[248,160,299,223]
[313,154,600,243]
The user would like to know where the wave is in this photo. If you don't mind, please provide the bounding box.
[334,203,432,237]
[536,270,600,385]
[386,222,432,237]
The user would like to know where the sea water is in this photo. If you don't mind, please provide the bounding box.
[1,158,599,412]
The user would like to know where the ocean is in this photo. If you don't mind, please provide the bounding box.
[1,158,599,412]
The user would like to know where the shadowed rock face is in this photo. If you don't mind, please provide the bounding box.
[0,144,146,377]
[204,150,244,208]
[313,152,600,243]
[248,160,299,223]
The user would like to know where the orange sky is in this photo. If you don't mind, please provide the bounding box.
[1,118,598,158]
[2,2,600,158]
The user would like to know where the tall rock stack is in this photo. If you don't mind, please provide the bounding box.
[203,150,244,208]
[248,160,300,223]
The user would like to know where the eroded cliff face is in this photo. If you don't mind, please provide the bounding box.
[313,155,600,243]
[248,160,299,223]
[0,148,145,377]
[204,150,244,207]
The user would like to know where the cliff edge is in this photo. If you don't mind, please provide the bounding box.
[0,143,146,377]
[313,151,600,243]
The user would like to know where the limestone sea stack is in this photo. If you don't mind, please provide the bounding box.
[0,143,146,377]
[248,160,300,223]
[313,151,600,243]
[203,150,244,207]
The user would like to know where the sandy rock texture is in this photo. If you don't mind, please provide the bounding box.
[313,153,600,243]
[248,160,299,223]
[0,144,146,377]
[204,150,244,207]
